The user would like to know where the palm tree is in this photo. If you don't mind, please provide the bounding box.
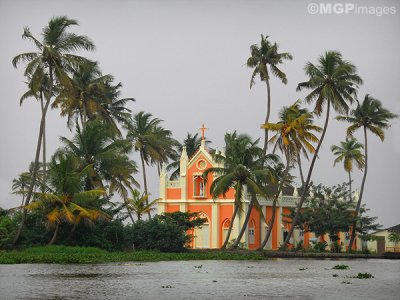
[247,35,293,153]
[127,112,176,218]
[12,172,32,208]
[258,103,321,250]
[12,16,95,244]
[127,190,160,221]
[337,95,398,250]
[167,133,211,180]
[25,153,109,245]
[53,61,134,135]
[59,118,138,192]
[20,66,52,192]
[204,132,276,249]
[282,51,363,248]
[331,138,365,201]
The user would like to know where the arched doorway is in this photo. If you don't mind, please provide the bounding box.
[194,213,210,248]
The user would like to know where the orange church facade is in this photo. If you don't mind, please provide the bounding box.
[157,139,360,250]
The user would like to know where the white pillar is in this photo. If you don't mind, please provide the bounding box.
[211,203,219,248]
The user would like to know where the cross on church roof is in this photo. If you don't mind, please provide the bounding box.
[199,123,208,140]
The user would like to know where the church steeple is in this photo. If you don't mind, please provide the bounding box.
[199,123,208,149]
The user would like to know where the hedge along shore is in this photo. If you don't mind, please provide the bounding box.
[0,246,396,264]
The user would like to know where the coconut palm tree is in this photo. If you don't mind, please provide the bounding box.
[127,190,160,221]
[282,51,363,248]
[331,138,365,201]
[258,103,321,250]
[247,35,293,153]
[53,61,134,135]
[12,16,95,244]
[20,66,52,192]
[337,95,398,250]
[167,133,211,180]
[59,118,138,192]
[25,153,109,244]
[204,132,277,249]
[127,112,176,218]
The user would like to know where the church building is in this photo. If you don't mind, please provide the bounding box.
[157,127,361,250]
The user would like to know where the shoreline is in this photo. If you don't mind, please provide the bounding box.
[1,246,398,264]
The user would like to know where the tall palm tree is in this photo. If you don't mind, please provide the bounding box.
[25,153,109,245]
[167,133,211,180]
[337,95,398,250]
[12,16,95,244]
[20,66,52,192]
[12,172,32,208]
[247,35,293,153]
[283,51,363,248]
[127,190,160,221]
[127,112,176,218]
[204,132,277,249]
[258,103,321,250]
[331,138,365,201]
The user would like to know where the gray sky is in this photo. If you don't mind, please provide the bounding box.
[0,0,399,228]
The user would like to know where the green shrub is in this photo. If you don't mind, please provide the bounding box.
[130,212,206,252]
[332,264,349,270]
[313,241,327,252]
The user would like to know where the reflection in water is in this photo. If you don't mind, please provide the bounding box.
[0,259,399,299]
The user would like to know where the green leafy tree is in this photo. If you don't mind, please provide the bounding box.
[331,138,365,201]
[127,190,160,221]
[337,95,398,250]
[283,51,362,247]
[259,102,321,250]
[25,153,109,245]
[204,132,277,249]
[12,16,95,244]
[247,35,293,153]
[127,112,177,217]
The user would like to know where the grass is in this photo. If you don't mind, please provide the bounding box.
[0,246,271,264]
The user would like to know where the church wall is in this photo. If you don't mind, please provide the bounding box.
[248,207,261,250]
[165,204,180,213]
[166,188,181,199]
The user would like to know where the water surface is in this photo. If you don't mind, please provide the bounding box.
[0,259,399,299]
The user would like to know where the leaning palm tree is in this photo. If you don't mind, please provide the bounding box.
[337,95,398,250]
[282,51,363,248]
[331,138,365,201]
[127,112,176,218]
[258,103,321,250]
[247,35,293,153]
[12,16,95,244]
[25,153,109,245]
[204,132,277,249]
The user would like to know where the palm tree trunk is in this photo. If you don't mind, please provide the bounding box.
[348,171,352,202]
[263,77,271,155]
[124,197,135,224]
[140,150,151,219]
[232,195,255,249]
[297,152,305,186]
[221,203,239,249]
[48,223,59,245]
[283,100,331,248]
[40,92,47,193]
[348,126,368,251]
[258,150,290,250]
[13,97,51,245]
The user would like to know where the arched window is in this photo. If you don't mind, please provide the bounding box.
[248,219,255,244]
[193,175,205,197]
[222,219,231,244]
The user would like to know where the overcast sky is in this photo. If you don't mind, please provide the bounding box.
[0,0,399,228]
